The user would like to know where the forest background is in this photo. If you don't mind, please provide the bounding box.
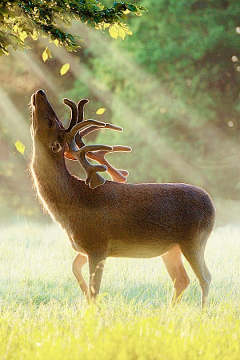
[1,0,240,225]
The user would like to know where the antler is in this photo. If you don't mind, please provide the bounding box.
[65,98,132,183]
[87,146,131,183]
[63,99,110,188]
[69,142,113,189]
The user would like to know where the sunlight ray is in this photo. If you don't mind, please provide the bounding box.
[14,51,59,95]
[0,84,30,150]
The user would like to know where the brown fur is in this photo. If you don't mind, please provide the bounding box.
[30,90,215,307]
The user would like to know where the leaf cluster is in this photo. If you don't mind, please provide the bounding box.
[0,0,146,55]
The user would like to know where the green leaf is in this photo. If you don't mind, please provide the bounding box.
[128,5,137,12]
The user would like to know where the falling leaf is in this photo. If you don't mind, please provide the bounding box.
[60,63,70,75]
[109,25,119,39]
[15,141,25,154]
[42,46,51,62]
[42,49,48,62]
[45,47,51,57]
[96,108,106,115]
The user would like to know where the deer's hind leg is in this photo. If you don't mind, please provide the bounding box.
[180,243,211,308]
[72,253,89,299]
[162,245,190,306]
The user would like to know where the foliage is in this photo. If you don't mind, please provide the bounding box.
[0,0,146,55]
[0,222,239,359]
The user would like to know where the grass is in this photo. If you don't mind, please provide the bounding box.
[0,221,239,359]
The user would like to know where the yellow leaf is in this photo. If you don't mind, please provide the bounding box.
[60,63,70,75]
[15,141,25,155]
[13,25,19,33]
[109,25,119,39]
[103,23,110,29]
[42,49,48,62]
[31,30,38,40]
[118,27,126,40]
[96,108,106,115]
[53,39,59,47]
[42,46,51,62]
[124,28,133,35]
[95,24,103,30]
[45,46,51,58]
[19,31,27,42]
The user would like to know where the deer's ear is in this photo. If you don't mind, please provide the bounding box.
[51,141,62,153]
[64,143,77,160]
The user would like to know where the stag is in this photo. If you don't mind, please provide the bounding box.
[30,89,215,307]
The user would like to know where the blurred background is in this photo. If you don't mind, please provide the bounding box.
[1,0,240,225]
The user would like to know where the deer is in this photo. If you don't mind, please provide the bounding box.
[30,89,215,308]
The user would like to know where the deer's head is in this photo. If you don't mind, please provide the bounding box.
[31,89,65,155]
[30,90,132,188]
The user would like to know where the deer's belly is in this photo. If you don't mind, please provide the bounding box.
[108,240,177,258]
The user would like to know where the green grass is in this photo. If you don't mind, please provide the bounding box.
[0,222,239,359]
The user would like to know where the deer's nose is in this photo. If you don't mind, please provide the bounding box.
[37,89,45,96]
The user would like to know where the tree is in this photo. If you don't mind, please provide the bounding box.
[0,0,146,55]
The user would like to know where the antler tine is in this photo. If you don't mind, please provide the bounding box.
[65,119,107,143]
[72,99,90,149]
[78,99,89,123]
[79,123,122,138]
[70,144,113,189]
[87,145,132,183]
[63,98,78,132]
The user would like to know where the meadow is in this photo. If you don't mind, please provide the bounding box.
[0,221,239,360]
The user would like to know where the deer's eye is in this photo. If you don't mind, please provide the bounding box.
[47,118,55,128]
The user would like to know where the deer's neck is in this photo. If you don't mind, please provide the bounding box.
[31,145,83,221]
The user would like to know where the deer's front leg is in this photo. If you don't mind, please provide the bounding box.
[72,253,89,299]
[88,254,106,302]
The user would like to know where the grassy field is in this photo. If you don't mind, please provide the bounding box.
[0,221,239,359]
